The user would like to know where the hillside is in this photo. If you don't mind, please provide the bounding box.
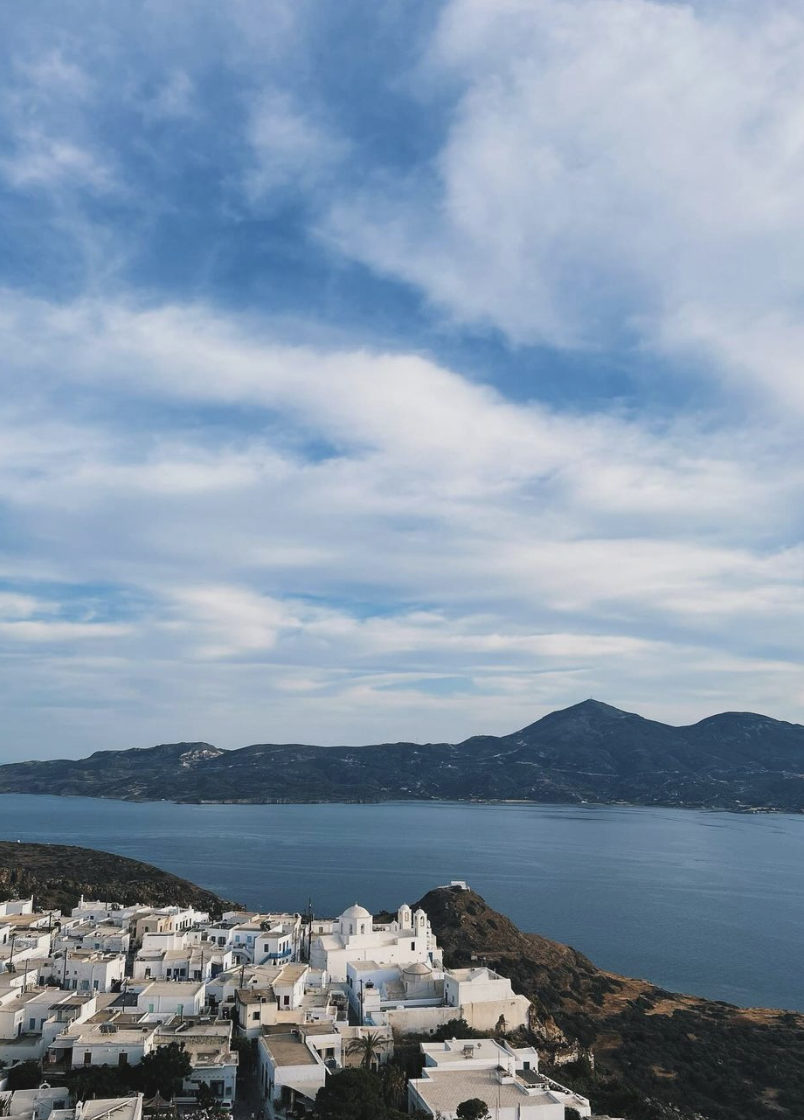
[1,840,801,1120]
[420,885,804,1120]
[2,700,804,811]
[0,842,240,913]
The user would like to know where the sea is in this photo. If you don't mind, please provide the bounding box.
[0,795,802,1012]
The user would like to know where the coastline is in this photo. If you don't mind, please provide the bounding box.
[0,788,797,814]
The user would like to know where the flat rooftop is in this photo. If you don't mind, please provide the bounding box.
[411,1069,558,1113]
[69,1023,156,1045]
[236,989,275,1005]
[134,981,203,996]
[276,964,307,983]
[79,1098,141,1120]
[158,1020,231,1040]
[422,1038,507,1064]
[262,1032,318,1068]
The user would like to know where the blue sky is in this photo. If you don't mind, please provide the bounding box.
[1,0,803,760]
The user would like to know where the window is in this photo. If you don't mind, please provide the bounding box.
[411,941,415,950]
[29,1017,36,1030]
[84,1052,92,1065]
[283,995,289,1007]
[251,1010,259,1021]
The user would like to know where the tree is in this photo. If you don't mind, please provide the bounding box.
[316,1067,387,1120]
[195,1081,226,1115]
[456,1099,491,1120]
[230,1035,255,1079]
[381,1062,407,1107]
[6,1061,42,1091]
[129,1042,192,1098]
[68,1064,131,1102]
[345,1030,391,1070]
[431,1018,485,1041]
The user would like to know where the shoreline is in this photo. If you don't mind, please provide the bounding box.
[0,789,799,816]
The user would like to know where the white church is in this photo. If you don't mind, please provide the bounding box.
[309,902,443,982]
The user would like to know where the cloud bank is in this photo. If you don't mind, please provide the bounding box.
[0,0,801,758]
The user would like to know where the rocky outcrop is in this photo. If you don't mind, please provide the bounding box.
[417,885,804,1120]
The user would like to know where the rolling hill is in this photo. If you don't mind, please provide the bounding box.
[1,699,804,811]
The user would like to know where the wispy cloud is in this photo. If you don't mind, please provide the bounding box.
[328,0,804,414]
[0,0,802,758]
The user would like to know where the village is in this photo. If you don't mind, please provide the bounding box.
[0,886,595,1120]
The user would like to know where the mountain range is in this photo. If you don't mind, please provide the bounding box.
[2,699,804,811]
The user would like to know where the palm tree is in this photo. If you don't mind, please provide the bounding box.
[345,1030,390,1070]
[381,1062,407,1107]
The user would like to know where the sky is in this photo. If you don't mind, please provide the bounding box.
[0,0,803,761]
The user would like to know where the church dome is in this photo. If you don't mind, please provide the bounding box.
[403,962,432,976]
[341,903,372,920]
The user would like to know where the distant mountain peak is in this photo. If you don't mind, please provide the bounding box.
[509,698,639,739]
[565,698,632,717]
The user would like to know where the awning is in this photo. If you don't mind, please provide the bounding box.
[278,1078,319,1103]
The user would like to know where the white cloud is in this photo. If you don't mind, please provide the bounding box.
[0,290,800,758]
[327,0,804,413]
[244,89,346,200]
[0,620,131,642]
[0,134,115,192]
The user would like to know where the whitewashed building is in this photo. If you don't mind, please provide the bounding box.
[256,1028,328,1113]
[39,951,125,994]
[310,903,441,982]
[409,1038,591,1119]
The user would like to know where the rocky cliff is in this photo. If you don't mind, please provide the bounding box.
[418,885,804,1120]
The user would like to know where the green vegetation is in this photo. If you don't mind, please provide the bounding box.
[131,1042,192,1098]
[456,1100,491,1120]
[345,1030,391,1069]
[67,1064,133,1102]
[0,842,239,913]
[315,1067,388,1120]
[5,1062,42,1091]
[63,1043,192,1103]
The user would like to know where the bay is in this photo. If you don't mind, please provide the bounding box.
[0,794,802,1012]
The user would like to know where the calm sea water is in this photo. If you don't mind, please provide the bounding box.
[0,795,802,1011]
